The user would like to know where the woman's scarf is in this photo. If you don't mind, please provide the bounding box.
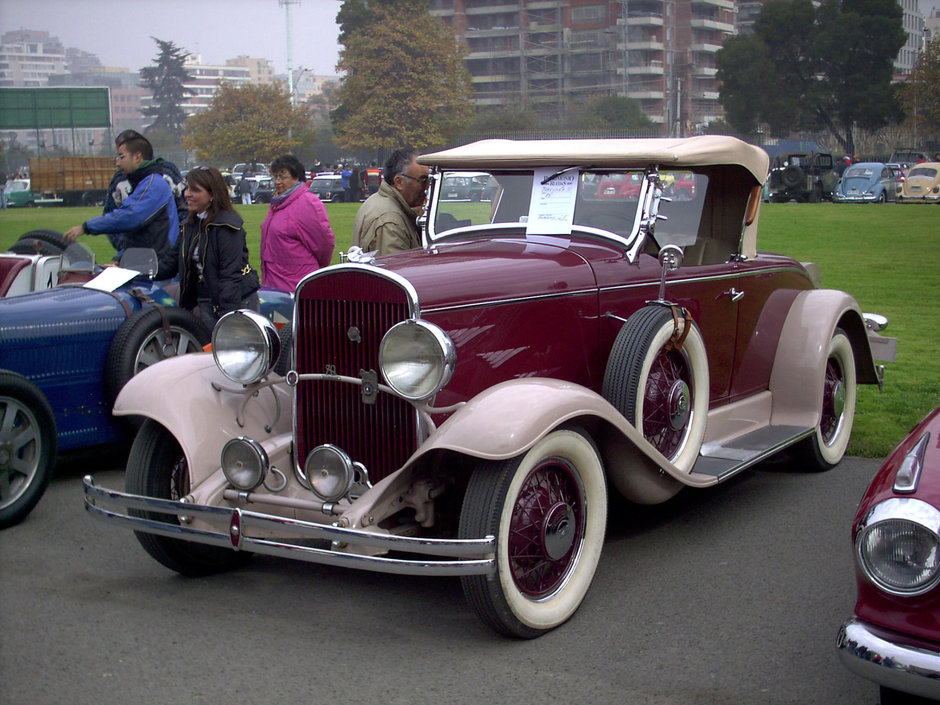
[270,182,303,207]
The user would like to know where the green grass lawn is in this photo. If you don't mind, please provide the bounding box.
[1,201,937,458]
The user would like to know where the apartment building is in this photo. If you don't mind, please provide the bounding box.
[0,29,67,87]
[430,0,734,134]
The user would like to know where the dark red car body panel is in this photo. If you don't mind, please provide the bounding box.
[373,237,815,412]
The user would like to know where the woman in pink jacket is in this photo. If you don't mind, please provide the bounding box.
[260,155,335,292]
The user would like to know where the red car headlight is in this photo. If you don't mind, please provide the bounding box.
[856,498,940,596]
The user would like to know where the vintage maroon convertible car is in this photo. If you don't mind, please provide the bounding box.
[837,406,940,703]
[83,136,896,637]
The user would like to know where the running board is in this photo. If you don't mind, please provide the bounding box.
[689,425,815,482]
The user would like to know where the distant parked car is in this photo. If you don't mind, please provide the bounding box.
[888,149,931,169]
[767,152,837,202]
[232,163,269,177]
[834,162,898,203]
[596,172,643,199]
[837,405,940,704]
[897,162,940,203]
[3,179,37,208]
[886,163,906,190]
[308,174,345,202]
[251,176,275,204]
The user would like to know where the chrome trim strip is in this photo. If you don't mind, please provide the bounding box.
[837,618,940,700]
[423,264,813,317]
[82,476,496,578]
[423,287,597,315]
[894,432,929,493]
[600,264,816,294]
[293,262,422,318]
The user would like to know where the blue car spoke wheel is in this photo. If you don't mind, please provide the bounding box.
[104,307,211,406]
[0,370,57,529]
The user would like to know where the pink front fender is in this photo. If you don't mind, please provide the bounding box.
[413,378,639,460]
[113,354,292,484]
[404,378,689,502]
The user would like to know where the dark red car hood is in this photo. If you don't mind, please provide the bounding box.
[374,237,612,311]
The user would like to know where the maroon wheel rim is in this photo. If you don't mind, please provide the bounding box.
[507,458,585,598]
[820,355,846,444]
[642,348,693,460]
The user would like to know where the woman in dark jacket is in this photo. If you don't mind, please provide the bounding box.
[169,166,260,327]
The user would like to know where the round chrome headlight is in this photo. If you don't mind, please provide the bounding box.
[379,319,455,401]
[304,445,354,502]
[212,310,281,384]
[857,499,940,596]
[221,437,269,491]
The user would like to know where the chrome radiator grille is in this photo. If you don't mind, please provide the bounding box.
[294,269,416,484]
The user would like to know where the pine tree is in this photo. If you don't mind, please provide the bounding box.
[139,38,194,137]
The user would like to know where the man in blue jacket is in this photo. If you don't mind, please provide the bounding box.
[64,133,179,277]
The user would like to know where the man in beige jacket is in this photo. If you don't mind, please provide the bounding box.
[351,149,429,256]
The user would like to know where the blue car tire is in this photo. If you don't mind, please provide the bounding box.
[104,307,211,407]
[0,370,58,529]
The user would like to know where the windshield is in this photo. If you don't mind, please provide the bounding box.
[429,168,707,250]
[844,166,874,179]
[908,167,937,179]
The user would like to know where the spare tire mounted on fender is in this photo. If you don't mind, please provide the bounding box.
[603,305,709,473]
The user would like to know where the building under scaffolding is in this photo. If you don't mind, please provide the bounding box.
[430,0,735,135]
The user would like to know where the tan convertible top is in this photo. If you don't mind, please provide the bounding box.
[420,135,769,184]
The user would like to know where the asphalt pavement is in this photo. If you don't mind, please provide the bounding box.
[1,447,883,705]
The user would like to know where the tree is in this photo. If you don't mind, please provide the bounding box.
[139,38,194,138]
[334,0,474,151]
[465,106,538,135]
[183,83,314,166]
[899,36,940,142]
[716,0,905,155]
[581,96,655,131]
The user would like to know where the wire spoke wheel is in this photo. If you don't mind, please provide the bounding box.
[796,328,856,471]
[459,426,607,638]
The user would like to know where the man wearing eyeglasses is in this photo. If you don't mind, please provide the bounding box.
[351,148,429,256]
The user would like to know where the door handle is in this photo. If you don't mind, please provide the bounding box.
[722,287,744,302]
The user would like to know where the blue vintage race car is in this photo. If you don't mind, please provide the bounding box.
[0,232,293,528]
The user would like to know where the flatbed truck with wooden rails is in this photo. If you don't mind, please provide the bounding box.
[27,156,114,207]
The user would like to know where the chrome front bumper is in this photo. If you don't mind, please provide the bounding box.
[837,618,940,700]
[83,476,496,577]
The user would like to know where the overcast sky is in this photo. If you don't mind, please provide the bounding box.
[0,0,344,76]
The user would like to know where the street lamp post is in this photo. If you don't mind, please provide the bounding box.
[279,0,302,106]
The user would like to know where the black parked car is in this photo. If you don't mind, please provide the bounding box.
[308,174,345,202]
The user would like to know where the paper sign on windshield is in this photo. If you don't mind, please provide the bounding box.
[526,168,578,235]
